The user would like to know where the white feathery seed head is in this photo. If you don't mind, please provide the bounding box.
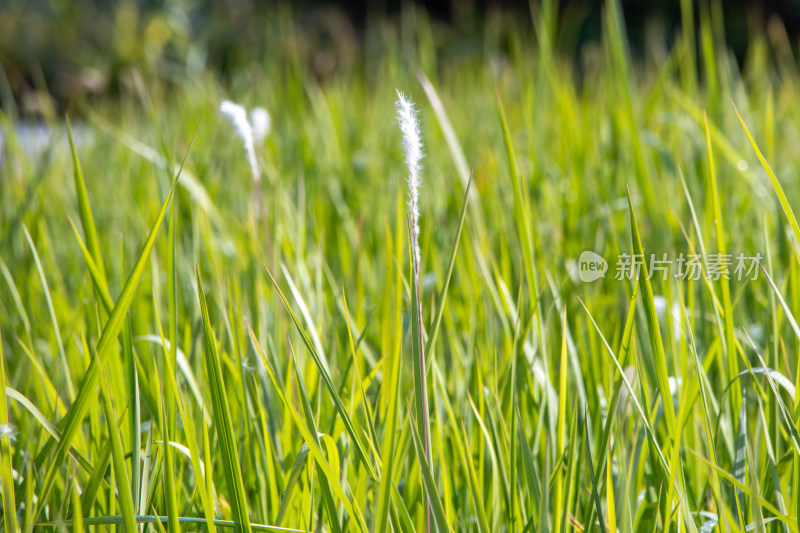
[220,99,261,183]
[0,424,16,441]
[250,107,271,143]
[395,90,423,269]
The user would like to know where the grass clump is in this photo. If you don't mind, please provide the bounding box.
[4,1,800,532]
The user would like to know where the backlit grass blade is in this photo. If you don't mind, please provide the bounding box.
[22,226,73,399]
[155,318,216,532]
[685,449,793,525]
[80,441,112,512]
[425,166,473,362]
[370,220,402,533]
[606,449,616,533]
[553,309,568,533]
[416,71,472,197]
[0,329,17,533]
[496,92,535,296]
[675,284,728,533]
[288,346,341,533]
[276,444,310,526]
[3,387,88,472]
[626,188,677,437]
[0,256,31,341]
[246,325,368,533]
[407,402,451,533]
[460,423,490,533]
[705,110,741,422]
[731,100,800,258]
[263,266,377,483]
[197,272,252,533]
[30,172,180,528]
[588,282,638,497]
[66,115,106,279]
[70,476,82,533]
[578,298,670,474]
[583,415,607,533]
[101,373,137,533]
[152,292,180,533]
[166,174,180,495]
[515,405,540,510]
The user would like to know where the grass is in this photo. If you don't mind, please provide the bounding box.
[4,0,800,531]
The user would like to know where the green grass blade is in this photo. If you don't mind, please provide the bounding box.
[101,373,137,533]
[0,329,18,533]
[263,266,377,483]
[407,402,451,533]
[288,346,341,533]
[275,443,310,526]
[153,292,180,533]
[70,476,82,533]
[197,272,252,533]
[732,100,800,258]
[460,423,490,533]
[30,173,180,528]
[705,110,741,422]
[553,310,568,533]
[246,325,368,533]
[425,167,472,363]
[22,225,73,400]
[626,188,677,437]
[66,115,106,279]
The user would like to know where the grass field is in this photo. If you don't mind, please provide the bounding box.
[4,1,800,531]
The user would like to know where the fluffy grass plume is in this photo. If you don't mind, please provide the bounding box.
[220,99,260,183]
[396,89,431,531]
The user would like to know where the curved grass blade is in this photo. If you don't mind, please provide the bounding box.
[4,387,94,475]
[276,444,310,526]
[29,171,181,529]
[731,100,800,258]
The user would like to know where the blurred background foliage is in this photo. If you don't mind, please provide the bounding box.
[2,0,800,118]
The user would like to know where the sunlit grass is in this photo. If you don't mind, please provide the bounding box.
[3,1,800,531]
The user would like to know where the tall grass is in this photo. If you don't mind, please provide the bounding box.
[3,1,800,531]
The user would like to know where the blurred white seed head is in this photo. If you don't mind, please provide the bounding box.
[250,107,271,143]
[395,90,423,269]
[220,99,260,183]
[0,424,16,441]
